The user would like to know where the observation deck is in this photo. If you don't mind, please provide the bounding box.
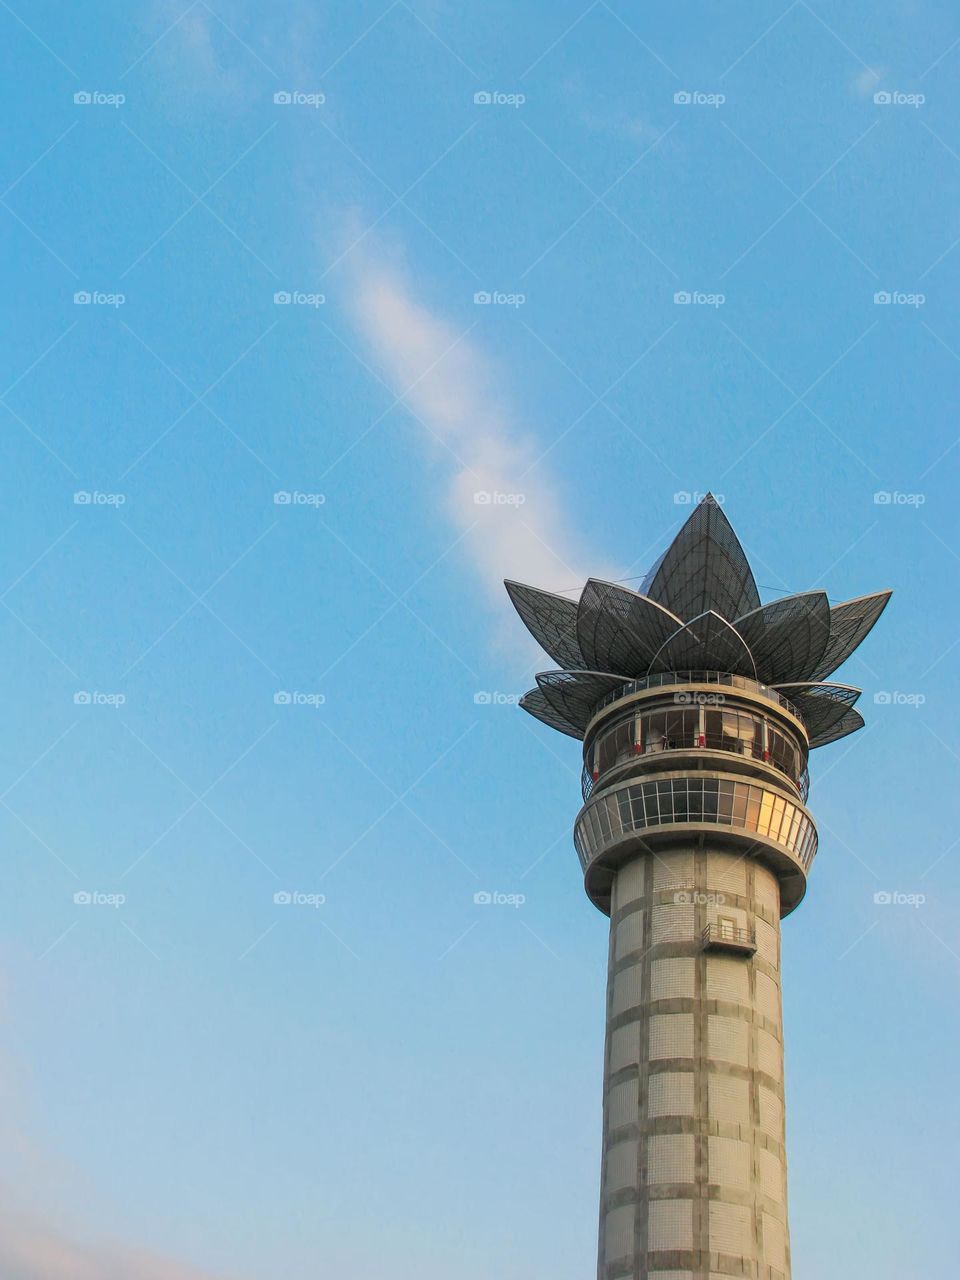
[574,670,816,916]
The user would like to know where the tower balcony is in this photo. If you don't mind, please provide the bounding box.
[573,770,817,917]
[702,921,758,955]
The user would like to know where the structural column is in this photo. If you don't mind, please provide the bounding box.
[596,846,790,1280]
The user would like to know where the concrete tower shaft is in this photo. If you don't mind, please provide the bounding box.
[578,678,809,1280]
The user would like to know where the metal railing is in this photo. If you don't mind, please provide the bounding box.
[592,671,803,723]
[581,735,810,803]
[702,923,756,950]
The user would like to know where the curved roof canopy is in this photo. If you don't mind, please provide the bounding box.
[506,494,891,751]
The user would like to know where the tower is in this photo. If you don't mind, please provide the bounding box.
[505,494,890,1280]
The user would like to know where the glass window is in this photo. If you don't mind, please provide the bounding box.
[746,790,762,830]
[718,781,735,823]
[701,778,719,821]
[757,791,776,836]
[732,786,748,825]
[617,790,633,829]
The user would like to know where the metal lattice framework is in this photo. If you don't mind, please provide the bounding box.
[508,495,891,751]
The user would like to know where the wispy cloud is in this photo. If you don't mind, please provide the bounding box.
[344,247,615,613]
[0,1211,239,1280]
[852,66,885,96]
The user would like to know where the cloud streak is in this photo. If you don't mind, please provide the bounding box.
[345,252,615,613]
[0,1211,239,1280]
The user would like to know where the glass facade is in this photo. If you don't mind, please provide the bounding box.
[574,777,817,874]
[586,703,807,798]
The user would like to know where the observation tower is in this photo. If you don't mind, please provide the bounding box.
[505,494,890,1280]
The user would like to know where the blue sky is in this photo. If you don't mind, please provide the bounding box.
[0,1,958,1277]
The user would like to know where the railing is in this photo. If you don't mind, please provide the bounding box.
[591,671,803,723]
[702,923,756,952]
[574,776,818,874]
[580,735,811,803]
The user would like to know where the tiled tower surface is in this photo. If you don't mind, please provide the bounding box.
[597,847,789,1280]
[504,494,891,1280]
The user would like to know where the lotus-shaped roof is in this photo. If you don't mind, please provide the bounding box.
[506,494,890,749]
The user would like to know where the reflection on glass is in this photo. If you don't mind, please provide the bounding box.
[576,778,816,872]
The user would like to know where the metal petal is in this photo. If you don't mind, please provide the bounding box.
[647,609,758,678]
[733,591,831,684]
[518,688,584,739]
[640,494,761,622]
[504,580,584,670]
[808,591,892,680]
[576,579,684,676]
[781,683,862,743]
[807,706,865,749]
[535,670,629,736]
